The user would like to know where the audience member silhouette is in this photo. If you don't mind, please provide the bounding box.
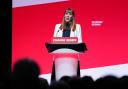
[67,76,82,89]
[11,58,128,89]
[49,81,71,89]
[59,76,72,83]
[95,75,120,89]
[80,76,94,89]
[119,75,128,89]
[11,58,49,89]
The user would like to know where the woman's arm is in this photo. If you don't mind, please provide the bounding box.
[77,24,82,43]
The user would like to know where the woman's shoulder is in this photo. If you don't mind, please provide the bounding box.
[55,24,61,27]
[75,24,81,30]
[76,24,81,27]
[54,24,61,30]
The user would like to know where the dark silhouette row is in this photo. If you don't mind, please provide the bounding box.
[11,58,128,89]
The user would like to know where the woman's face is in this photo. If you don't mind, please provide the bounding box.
[64,11,73,22]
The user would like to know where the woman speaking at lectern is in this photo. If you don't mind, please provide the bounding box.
[50,8,82,81]
[53,8,82,43]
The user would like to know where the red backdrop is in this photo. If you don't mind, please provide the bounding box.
[12,0,128,74]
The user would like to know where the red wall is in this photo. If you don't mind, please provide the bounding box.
[12,0,128,74]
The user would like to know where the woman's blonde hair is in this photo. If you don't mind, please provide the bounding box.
[59,8,76,31]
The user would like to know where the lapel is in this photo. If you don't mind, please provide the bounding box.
[70,29,75,37]
[57,29,63,37]
[70,27,76,37]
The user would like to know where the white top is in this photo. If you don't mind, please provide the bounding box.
[53,24,82,43]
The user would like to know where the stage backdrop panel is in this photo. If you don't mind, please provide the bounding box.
[12,0,128,74]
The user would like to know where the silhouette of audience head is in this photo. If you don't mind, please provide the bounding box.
[68,76,82,89]
[81,76,94,89]
[11,58,49,89]
[50,81,71,89]
[95,75,119,89]
[11,58,128,89]
[119,75,128,89]
[12,58,40,78]
[59,76,72,83]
